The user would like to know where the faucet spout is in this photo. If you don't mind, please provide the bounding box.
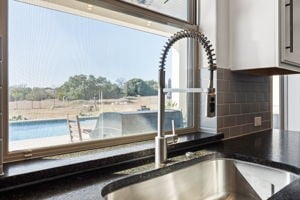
[155,30,217,168]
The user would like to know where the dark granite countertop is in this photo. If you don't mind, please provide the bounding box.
[1,129,300,200]
[0,131,222,199]
[103,129,300,200]
[207,129,300,200]
[207,129,300,169]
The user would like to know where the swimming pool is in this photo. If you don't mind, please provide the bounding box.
[9,118,97,141]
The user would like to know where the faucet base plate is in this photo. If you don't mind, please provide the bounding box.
[155,136,167,168]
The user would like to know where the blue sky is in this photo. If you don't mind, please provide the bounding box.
[8,0,171,87]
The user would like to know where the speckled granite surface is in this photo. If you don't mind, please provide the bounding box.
[207,129,300,173]
[0,150,213,200]
[1,129,300,200]
[103,129,300,200]
[0,169,124,200]
[0,132,222,199]
[270,179,300,200]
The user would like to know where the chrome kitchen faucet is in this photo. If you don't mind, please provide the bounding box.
[155,30,217,168]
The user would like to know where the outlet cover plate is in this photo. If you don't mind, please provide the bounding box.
[254,117,262,127]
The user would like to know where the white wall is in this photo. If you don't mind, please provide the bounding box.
[287,75,300,131]
[0,0,7,176]
[199,0,230,69]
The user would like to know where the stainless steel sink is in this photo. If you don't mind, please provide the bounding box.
[103,158,299,200]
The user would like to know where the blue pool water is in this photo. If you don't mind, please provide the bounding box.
[9,118,97,141]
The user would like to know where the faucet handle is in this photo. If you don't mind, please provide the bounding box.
[172,119,176,136]
[165,134,178,144]
[165,120,178,144]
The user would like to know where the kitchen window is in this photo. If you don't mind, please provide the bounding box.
[1,0,198,162]
[273,76,280,129]
[120,0,190,21]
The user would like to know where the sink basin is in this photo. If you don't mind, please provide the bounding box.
[102,158,299,200]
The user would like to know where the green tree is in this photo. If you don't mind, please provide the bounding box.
[125,78,157,96]
[57,74,122,100]
[116,78,126,95]
[57,74,88,100]
[9,85,31,101]
[28,88,49,101]
[145,80,158,91]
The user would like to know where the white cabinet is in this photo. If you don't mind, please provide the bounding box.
[229,0,278,70]
[281,0,300,66]
[228,0,300,74]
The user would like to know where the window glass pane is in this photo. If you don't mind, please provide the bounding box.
[121,0,189,21]
[8,0,193,151]
[272,76,280,129]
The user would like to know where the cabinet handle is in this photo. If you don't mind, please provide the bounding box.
[285,0,294,53]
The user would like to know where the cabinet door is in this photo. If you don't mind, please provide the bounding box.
[229,0,278,70]
[281,0,300,66]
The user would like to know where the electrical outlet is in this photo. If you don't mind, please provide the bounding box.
[254,117,262,127]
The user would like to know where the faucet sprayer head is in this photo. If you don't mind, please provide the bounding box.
[158,30,217,118]
[159,30,217,74]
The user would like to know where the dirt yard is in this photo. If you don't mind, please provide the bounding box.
[9,96,158,120]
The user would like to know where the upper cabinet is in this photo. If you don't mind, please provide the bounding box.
[228,0,300,75]
[281,0,300,66]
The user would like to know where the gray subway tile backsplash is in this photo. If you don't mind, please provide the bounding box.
[229,126,243,137]
[217,104,230,116]
[217,92,224,104]
[223,115,237,127]
[218,128,230,138]
[199,68,271,137]
[246,93,256,102]
[229,104,241,115]
[236,93,246,103]
[256,93,265,102]
[216,68,272,138]
[224,92,236,104]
